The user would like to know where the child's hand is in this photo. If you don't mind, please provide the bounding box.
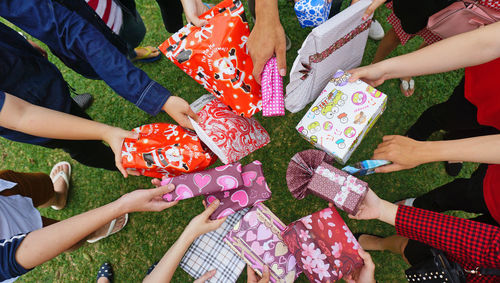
[162,96,199,130]
[372,135,428,173]
[184,200,226,238]
[181,0,209,27]
[119,184,178,213]
[193,270,217,283]
[344,249,376,283]
[247,265,270,283]
[102,127,139,178]
[348,63,387,87]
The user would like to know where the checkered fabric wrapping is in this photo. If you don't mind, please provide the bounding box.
[179,208,248,282]
[396,205,500,282]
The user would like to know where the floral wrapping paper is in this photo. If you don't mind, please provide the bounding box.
[161,163,243,202]
[308,162,367,215]
[224,203,301,283]
[294,0,333,28]
[190,95,270,164]
[281,207,363,283]
[261,57,285,117]
[205,161,271,220]
[159,0,261,117]
[121,123,216,178]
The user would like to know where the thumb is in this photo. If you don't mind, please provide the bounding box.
[124,130,139,140]
[187,107,200,123]
[347,69,362,82]
[260,265,271,282]
[190,16,208,27]
[363,4,376,20]
[116,157,128,178]
[194,270,216,283]
[154,184,176,197]
[203,199,221,216]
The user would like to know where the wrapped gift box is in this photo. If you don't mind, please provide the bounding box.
[308,162,367,215]
[159,0,261,117]
[281,207,363,283]
[294,0,332,28]
[205,161,271,220]
[121,123,216,178]
[161,163,243,202]
[190,94,270,164]
[296,70,387,164]
[224,203,301,283]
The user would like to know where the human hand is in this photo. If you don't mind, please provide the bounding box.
[328,189,382,221]
[162,96,199,130]
[247,265,270,283]
[348,63,387,87]
[28,39,48,58]
[102,127,139,178]
[247,2,287,84]
[361,0,385,20]
[344,249,376,283]
[184,200,226,238]
[118,184,179,213]
[181,0,209,27]
[193,270,217,283]
[372,135,428,173]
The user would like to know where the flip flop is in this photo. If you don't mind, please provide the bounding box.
[87,214,129,243]
[49,161,71,210]
[96,262,114,283]
[133,46,161,63]
[394,198,415,206]
[400,78,415,97]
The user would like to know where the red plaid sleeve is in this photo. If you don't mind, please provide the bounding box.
[395,205,500,272]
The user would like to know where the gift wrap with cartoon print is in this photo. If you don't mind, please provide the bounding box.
[159,0,261,117]
[296,70,387,164]
[224,203,301,283]
[294,0,332,28]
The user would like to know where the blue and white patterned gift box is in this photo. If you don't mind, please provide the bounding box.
[294,0,332,28]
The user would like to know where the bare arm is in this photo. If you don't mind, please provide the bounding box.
[0,93,137,176]
[16,185,177,269]
[349,22,500,86]
[143,201,225,283]
[372,135,500,173]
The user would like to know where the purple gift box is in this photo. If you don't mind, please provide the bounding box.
[308,162,367,215]
[205,161,271,220]
[161,163,243,202]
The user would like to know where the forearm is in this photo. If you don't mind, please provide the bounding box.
[15,200,127,269]
[0,93,113,141]
[143,231,196,283]
[377,200,398,226]
[254,0,279,22]
[378,22,500,79]
[417,135,500,164]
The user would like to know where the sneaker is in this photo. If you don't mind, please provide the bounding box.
[72,93,93,111]
[368,19,385,41]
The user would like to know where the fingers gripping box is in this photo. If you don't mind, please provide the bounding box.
[296,70,387,164]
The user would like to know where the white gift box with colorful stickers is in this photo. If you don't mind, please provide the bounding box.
[296,70,387,164]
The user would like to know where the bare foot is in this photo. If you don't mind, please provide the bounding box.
[87,214,128,243]
[134,46,160,60]
[50,163,70,210]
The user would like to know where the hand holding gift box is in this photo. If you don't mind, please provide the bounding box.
[296,70,387,164]
[189,94,270,164]
[121,123,216,178]
[224,203,301,283]
[159,0,261,117]
[281,207,363,283]
[261,57,285,117]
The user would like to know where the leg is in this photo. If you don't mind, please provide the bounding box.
[372,28,400,63]
[0,170,54,207]
[412,164,490,214]
[119,8,146,52]
[358,234,411,264]
[405,78,497,141]
[155,0,184,33]
[41,101,118,171]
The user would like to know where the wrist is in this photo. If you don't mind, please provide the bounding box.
[254,0,279,25]
[377,200,397,226]
[180,228,198,243]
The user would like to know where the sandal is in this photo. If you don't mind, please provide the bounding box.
[96,262,113,283]
[49,161,71,210]
[87,214,129,243]
[132,46,161,63]
[400,78,415,97]
[394,198,415,206]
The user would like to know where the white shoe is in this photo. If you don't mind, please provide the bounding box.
[368,20,385,41]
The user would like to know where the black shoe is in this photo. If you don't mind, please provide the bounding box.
[445,161,463,177]
[72,93,93,111]
[96,262,113,283]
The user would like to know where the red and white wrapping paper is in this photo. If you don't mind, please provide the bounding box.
[261,57,285,117]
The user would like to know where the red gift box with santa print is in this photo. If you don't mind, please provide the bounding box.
[281,207,363,283]
[159,0,261,117]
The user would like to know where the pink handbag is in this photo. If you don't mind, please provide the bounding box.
[427,0,500,38]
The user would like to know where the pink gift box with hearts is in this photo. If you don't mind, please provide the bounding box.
[224,203,301,283]
[205,160,271,220]
[161,163,243,202]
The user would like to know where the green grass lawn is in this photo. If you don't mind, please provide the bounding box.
[2,1,471,282]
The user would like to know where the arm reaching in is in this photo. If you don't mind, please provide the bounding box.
[180,0,209,27]
[162,96,199,130]
[372,135,500,173]
[142,200,226,283]
[349,22,500,85]
[247,0,287,84]
[15,185,177,270]
[0,92,138,177]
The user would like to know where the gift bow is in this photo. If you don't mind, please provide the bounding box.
[261,57,285,117]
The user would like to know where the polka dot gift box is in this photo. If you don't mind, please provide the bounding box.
[294,0,332,28]
[295,70,387,164]
[159,0,261,117]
